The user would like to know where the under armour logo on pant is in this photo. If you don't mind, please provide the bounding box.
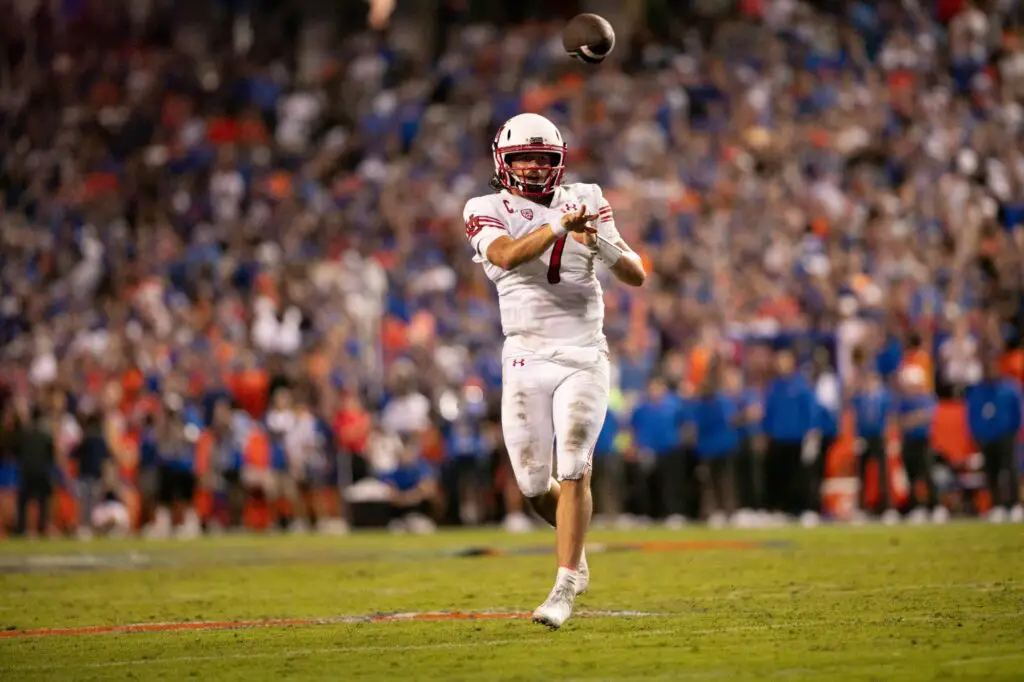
[512,359,526,367]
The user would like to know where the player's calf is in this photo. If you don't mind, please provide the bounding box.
[555,471,592,572]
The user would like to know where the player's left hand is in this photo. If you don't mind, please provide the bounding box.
[560,203,599,234]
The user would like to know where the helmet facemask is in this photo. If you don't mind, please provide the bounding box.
[492,131,566,199]
[502,151,564,198]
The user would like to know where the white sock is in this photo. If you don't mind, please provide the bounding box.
[556,566,578,590]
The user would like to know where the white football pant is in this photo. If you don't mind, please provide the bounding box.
[501,348,609,497]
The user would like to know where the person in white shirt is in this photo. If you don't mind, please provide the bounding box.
[463,113,646,628]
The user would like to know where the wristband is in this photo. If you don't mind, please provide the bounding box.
[550,221,568,238]
[592,234,625,266]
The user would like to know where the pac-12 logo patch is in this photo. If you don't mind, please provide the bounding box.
[520,208,533,220]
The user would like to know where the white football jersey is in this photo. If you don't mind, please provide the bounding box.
[463,183,621,354]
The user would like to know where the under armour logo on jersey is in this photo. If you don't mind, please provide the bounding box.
[562,203,579,213]
[512,359,526,367]
[520,208,534,220]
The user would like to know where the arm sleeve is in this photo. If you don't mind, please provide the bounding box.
[591,184,623,243]
[463,197,510,264]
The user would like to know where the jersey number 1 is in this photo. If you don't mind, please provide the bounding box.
[547,236,568,284]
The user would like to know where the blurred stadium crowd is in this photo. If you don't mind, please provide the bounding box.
[1,0,1022,539]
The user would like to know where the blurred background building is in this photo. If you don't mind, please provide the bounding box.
[1,0,1022,538]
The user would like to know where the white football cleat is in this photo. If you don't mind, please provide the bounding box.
[532,580,576,630]
[406,513,437,535]
[708,511,728,529]
[848,510,868,526]
[988,507,1007,524]
[1009,505,1024,524]
[663,513,686,530]
[175,509,202,540]
[575,550,589,596]
[907,508,929,525]
[614,514,639,530]
[881,509,901,526]
[503,512,533,534]
[930,506,950,524]
[143,508,173,540]
[316,517,351,536]
[799,510,820,528]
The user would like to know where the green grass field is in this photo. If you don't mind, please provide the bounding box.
[0,523,1022,681]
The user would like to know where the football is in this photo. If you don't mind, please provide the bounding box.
[562,13,615,64]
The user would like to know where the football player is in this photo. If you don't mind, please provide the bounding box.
[463,113,645,628]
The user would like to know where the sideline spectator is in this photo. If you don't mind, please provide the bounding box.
[693,360,738,526]
[70,411,111,540]
[897,365,942,524]
[965,354,1024,524]
[631,377,687,527]
[380,438,438,534]
[851,369,898,524]
[763,350,815,519]
[14,404,56,537]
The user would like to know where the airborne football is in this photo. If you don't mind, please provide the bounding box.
[562,13,616,64]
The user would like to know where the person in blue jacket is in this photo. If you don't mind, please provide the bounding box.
[693,360,739,520]
[965,354,1023,522]
[897,365,939,519]
[851,368,894,516]
[762,349,815,516]
[631,376,687,523]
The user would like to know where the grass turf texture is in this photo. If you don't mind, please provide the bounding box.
[0,524,1021,681]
